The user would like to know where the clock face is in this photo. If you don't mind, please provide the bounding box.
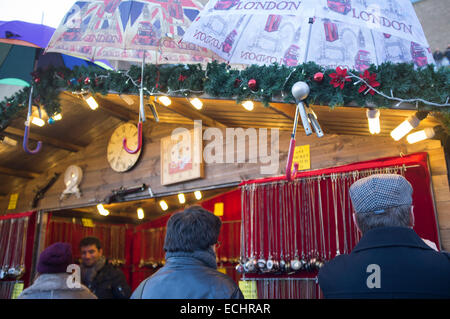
[107,123,142,172]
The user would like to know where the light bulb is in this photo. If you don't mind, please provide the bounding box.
[390,113,425,141]
[97,204,109,216]
[190,98,203,110]
[159,200,168,211]
[31,117,45,127]
[53,113,62,121]
[406,128,435,144]
[390,119,415,141]
[242,101,254,111]
[84,95,98,110]
[178,193,186,204]
[366,109,380,134]
[194,191,202,200]
[158,96,172,106]
[137,208,145,220]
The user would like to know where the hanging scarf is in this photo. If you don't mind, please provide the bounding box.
[81,256,106,286]
[165,247,217,269]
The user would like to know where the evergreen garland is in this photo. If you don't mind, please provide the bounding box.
[1,61,449,132]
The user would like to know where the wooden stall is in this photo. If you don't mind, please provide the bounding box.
[0,89,449,298]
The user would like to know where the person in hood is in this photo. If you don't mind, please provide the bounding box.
[131,205,244,299]
[18,242,96,299]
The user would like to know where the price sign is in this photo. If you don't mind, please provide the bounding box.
[239,280,258,299]
[291,144,310,171]
[8,193,19,210]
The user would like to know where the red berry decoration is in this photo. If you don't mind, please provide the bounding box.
[248,79,258,91]
[84,77,91,85]
[34,77,41,83]
[313,72,324,82]
[234,78,242,88]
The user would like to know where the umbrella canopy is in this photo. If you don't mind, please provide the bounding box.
[45,0,220,64]
[181,0,434,68]
[0,20,111,87]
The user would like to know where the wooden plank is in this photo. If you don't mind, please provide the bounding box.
[4,126,84,152]
[431,175,450,202]
[0,166,40,179]
[161,101,227,128]
[435,201,450,229]
[439,229,450,251]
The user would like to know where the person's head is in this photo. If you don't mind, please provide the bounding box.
[79,237,103,267]
[349,174,414,234]
[164,205,222,253]
[37,242,73,274]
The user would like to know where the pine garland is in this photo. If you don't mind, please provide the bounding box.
[1,61,449,132]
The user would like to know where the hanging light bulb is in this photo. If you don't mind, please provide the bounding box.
[366,109,381,134]
[390,111,428,141]
[83,94,99,110]
[189,98,203,110]
[178,193,186,204]
[242,101,254,111]
[406,126,441,144]
[159,200,169,211]
[31,117,45,127]
[137,208,145,220]
[53,113,62,121]
[97,203,109,216]
[158,96,172,106]
[194,191,202,200]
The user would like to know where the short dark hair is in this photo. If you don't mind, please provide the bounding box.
[79,237,102,250]
[355,204,412,234]
[164,205,222,252]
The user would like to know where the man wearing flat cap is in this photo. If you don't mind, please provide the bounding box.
[318,174,450,298]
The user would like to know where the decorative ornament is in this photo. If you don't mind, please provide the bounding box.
[178,74,187,82]
[248,78,258,91]
[357,70,380,95]
[313,72,324,82]
[329,67,351,90]
[84,77,91,85]
[48,118,55,125]
[234,78,242,88]
[69,78,77,85]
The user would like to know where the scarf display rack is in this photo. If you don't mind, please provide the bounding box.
[241,277,321,299]
[237,152,440,299]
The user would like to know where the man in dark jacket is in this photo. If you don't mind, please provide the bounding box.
[79,237,131,299]
[318,174,450,299]
[131,205,244,299]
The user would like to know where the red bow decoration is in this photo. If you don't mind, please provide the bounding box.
[329,67,351,90]
[178,74,187,82]
[358,70,380,95]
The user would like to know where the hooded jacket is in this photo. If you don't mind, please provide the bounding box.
[131,249,244,299]
[18,273,97,299]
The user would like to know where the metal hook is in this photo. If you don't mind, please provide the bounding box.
[123,122,143,154]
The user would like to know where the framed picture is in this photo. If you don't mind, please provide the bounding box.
[161,127,203,185]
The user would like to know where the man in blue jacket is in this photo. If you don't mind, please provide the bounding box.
[318,174,450,298]
[131,205,244,299]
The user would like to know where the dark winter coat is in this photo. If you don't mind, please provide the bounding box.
[131,249,244,299]
[82,261,131,299]
[318,226,450,298]
[18,273,97,299]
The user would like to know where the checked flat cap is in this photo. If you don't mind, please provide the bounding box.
[349,174,413,214]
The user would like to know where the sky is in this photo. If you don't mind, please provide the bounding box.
[0,0,76,28]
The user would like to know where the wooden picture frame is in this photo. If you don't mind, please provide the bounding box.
[161,127,203,185]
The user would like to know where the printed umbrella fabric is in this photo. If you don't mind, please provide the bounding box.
[0,20,109,87]
[180,0,434,69]
[45,0,220,64]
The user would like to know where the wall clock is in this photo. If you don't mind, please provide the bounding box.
[107,123,142,172]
